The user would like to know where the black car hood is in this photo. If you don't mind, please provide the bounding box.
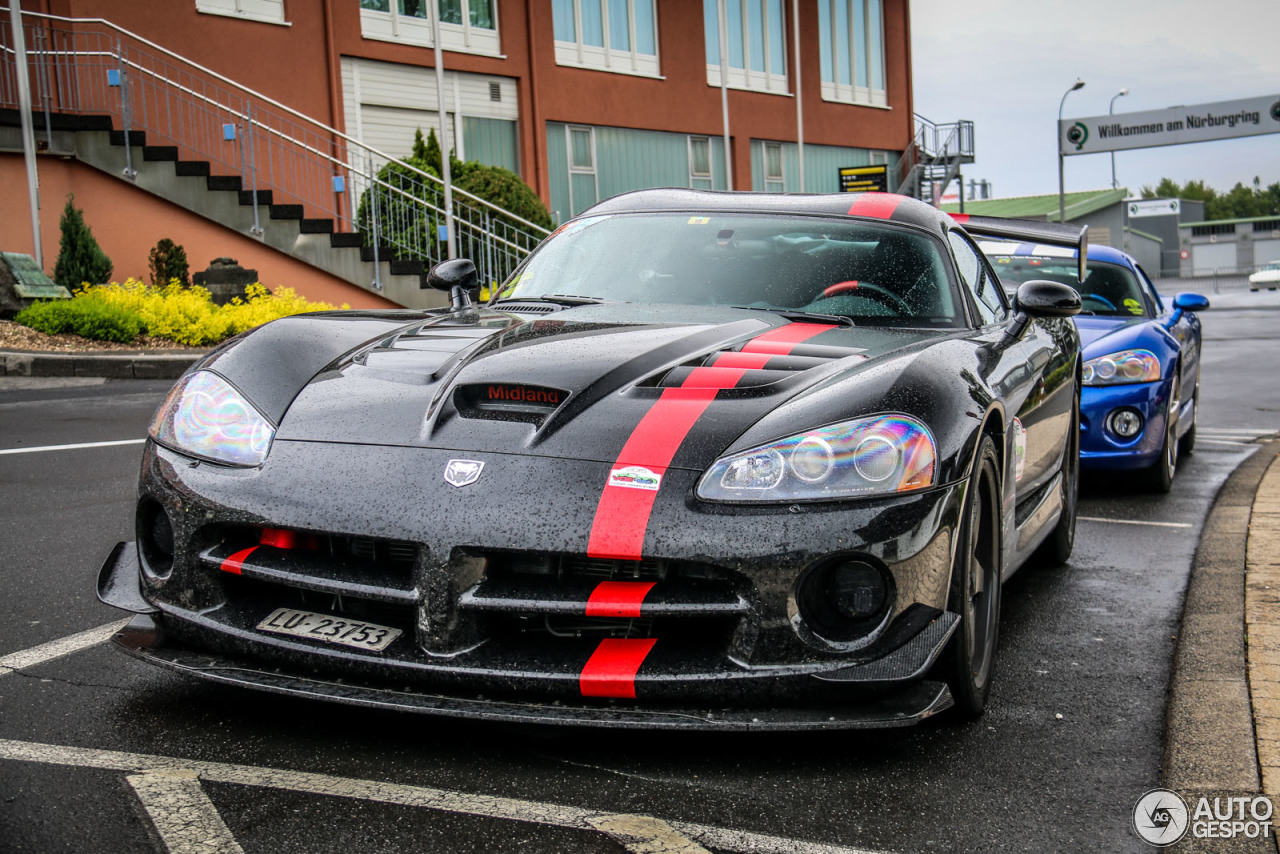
[274,304,947,470]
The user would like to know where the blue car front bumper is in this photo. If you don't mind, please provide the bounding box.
[1079,378,1173,471]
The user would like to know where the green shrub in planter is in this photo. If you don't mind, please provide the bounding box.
[16,295,142,344]
[53,195,113,289]
[453,160,553,231]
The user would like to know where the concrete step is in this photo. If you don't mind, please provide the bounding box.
[143,145,178,162]
[238,189,273,206]
[207,175,241,191]
[175,160,211,177]
[300,218,333,234]
[330,232,364,248]
[269,204,304,220]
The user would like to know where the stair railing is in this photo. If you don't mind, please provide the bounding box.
[0,10,550,287]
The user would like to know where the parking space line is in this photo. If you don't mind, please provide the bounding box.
[1078,517,1193,529]
[1197,439,1255,447]
[0,738,886,854]
[0,620,129,677]
[0,438,146,456]
[127,768,245,854]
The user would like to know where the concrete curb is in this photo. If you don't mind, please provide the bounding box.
[1163,439,1280,852]
[0,348,206,380]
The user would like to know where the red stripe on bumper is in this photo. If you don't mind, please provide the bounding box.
[579,638,657,698]
[220,546,258,575]
[846,192,904,220]
[585,581,656,618]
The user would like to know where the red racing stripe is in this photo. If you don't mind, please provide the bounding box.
[711,351,772,369]
[579,638,657,698]
[220,546,258,575]
[950,213,970,223]
[846,192,904,220]
[585,581,655,618]
[585,323,836,561]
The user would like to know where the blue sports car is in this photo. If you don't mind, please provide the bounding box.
[980,239,1207,492]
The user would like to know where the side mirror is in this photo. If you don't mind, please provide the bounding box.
[1014,280,1082,318]
[1173,292,1210,312]
[425,258,480,311]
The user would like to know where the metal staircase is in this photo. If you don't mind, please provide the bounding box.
[0,10,550,306]
[893,115,976,206]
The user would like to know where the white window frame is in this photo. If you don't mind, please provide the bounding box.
[818,0,887,107]
[554,0,662,79]
[195,0,288,26]
[761,140,784,192]
[704,0,789,96]
[688,135,713,189]
[359,0,502,57]
[566,125,599,214]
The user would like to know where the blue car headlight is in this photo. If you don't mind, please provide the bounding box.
[150,370,275,467]
[1082,348,1161,386]
[696,414,936,503]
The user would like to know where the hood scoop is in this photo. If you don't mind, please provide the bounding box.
[455,382,569,425]
[649,340,868,390]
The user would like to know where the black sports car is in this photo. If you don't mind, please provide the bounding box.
[99,190,1084,730]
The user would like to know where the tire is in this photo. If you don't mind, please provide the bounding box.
[943,434,1003,719]
[1178,380,1198,457]
[1142,372,1180,493]
[1035,380,1080,567]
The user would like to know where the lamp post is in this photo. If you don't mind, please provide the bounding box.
[1110,88,1129,190]
[1058,79,1085,223]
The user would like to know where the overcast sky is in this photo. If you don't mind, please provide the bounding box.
[909,0,1280,200]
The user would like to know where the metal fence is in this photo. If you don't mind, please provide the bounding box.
[0,10,550,288]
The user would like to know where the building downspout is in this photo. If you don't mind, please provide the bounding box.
[321,0,346,228]
[524,3,547,208]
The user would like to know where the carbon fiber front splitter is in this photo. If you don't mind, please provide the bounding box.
[109,615,955,731]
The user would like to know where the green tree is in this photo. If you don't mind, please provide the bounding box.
[148,238,191,287]
[452,160,554,231]
[53,195,113,289]
[355,147,441,260]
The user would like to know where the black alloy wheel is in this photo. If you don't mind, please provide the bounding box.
[944,434,1003,718]
[1179,379,1198,457]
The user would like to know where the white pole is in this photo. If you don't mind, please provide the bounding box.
[9,1,43,269]
[793,0,803,192]
[431,3,457,260]
[717,0,733,190]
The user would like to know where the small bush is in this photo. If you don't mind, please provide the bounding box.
[452,160,553,231]
[148,239,191,287]
[14,278,345,346]
[53,195,113,289]
[16,294,142,343]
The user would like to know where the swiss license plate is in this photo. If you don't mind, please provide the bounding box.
[256,608,402,652]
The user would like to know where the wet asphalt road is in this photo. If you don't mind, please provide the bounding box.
[1,289,1277,854]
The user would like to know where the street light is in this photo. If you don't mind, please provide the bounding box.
[1110,88,1129,190]
[1058,79,1085,223]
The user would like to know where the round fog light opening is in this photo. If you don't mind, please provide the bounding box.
[828,561,888,620]
[1109,408,1143,439]
[791,436,834,483]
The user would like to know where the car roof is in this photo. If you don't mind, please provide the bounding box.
[581,189,952,233]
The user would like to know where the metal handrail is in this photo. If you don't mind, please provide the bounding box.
[7,8,550,236]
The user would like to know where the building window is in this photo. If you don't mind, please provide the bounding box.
[762,140,784,192]
[566,125,599,215]
[689,136,713,189]
[817,0,886,107]
[702,0,788,96]
[196,0,287,24]
[359,0,500,56]
[552,0,660,78]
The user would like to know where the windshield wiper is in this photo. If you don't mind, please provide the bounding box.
[731,306,856,327]
[490,294,608,307]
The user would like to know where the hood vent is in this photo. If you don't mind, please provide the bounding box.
[492,302,563,314]
[455,383,568,424]
[648,341,867,390]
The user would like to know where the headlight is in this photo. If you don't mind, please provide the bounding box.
[1082,349,1161,386]
[696,414,936,503]
[150,370,275,467]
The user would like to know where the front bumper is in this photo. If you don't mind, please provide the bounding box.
[1079,379,1171,470]
[98,440,966,729]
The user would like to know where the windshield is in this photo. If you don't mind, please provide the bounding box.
[987,252,1152,318]
[496,213,964,327]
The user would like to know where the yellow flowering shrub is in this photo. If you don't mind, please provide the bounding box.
[69,279,347,346]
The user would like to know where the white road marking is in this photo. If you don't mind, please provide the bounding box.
[0,620,129,677]
[127,768,245,854]
[0,739,887,854]
[1197,439,1255,447]
[1078,516,1193,529]
[0,438,146,456]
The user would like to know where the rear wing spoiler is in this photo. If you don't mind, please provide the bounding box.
[951,214,1089,283]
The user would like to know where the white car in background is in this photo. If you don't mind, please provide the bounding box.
[1250,262,1280,291]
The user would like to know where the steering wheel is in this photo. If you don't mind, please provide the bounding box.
[1081,293,1116,310]
[818,280,913,315]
